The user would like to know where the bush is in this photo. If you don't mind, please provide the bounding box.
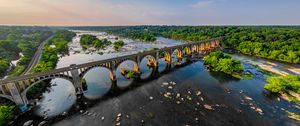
[265,75,300,93]
[0,106,15,126]
[204,51,244,76]
[113,40,125,51]
[0,59,10,73]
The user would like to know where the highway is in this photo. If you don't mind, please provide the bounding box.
[20,36,52,75]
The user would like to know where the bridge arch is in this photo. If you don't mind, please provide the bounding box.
[211,41,216,48]
[20,76,74,101]
[80,67,113,99]
[140,55,157,67]
[192,45,198,53]
[79,64,113,78]
[158,51,171,64]
[0,94,14,104]
[80,66,115,81]
[171,48,183,59]
[116,59,139,77]
[205,42,211,50]
[200,43,205,51]
[215,40,220,47]
[138,55,157,80]
[183,46,192,55]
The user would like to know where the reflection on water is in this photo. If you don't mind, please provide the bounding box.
[157,59,168,73]
[33,31,183,117]
[83,67,112,99]
[32,30,300,122]
[34,78,76,117]
[49,60,299,126]
[116,60,136,89]
[208,71,240,83]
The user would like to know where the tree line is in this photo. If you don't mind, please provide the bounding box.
[32,30,76,73]
[69,26,300,64]
[0,26,54,125]
[80,34,112,50]
[0,26,53,76]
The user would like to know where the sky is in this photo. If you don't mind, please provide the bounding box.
[0,0,299,26]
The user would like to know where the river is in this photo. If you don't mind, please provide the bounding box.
[14,31,300,126]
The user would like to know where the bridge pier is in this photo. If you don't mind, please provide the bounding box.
[109,64,120,93]
[0,37,223,103]
[70,65,83,95]
[8,82,28,112]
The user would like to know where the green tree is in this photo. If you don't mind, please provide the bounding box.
[0,106,15,126]
[0,59,10,73]
[113,40,125,51]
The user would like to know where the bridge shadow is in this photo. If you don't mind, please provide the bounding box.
[208,71,240,84]
[65,59,199,116]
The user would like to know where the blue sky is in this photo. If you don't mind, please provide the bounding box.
[0,0,299,25]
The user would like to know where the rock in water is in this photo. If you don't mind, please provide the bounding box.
[203,104,213,110]
[117,113,122,117]
[23,120,33,126]
[196,91,201,96]
[149,96,154,100]
[244,96,253,100]
[162,82,169,86]
[38,121,47,126]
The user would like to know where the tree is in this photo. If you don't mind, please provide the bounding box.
[0,59,10,73]
[113,40,125,51]
[204,51,244,76]
[265,75,300,93]
[92,39,102,50]
[0,106,15,126]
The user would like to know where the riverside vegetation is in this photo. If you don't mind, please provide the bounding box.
[113,40,125,51]
[1,26,300,124]
[1,30,77,125]
[264,75,300,104]
[0,26,53,125]
[70,26,300,64]
[80,34,112,51]
[264,75,300,120]
[204,51,244,78]
[0,26,53,77]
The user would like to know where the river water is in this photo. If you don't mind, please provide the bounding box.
[17,31,300,126]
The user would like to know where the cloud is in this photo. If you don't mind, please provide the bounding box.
[191,0,215,8]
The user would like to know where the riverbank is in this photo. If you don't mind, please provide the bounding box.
[50,61,299,126]
[7,30,300,126]
[258,63,300,76]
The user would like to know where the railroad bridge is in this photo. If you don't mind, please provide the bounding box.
[0,37,222,111]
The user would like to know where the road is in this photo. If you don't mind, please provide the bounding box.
[20,36,51,75]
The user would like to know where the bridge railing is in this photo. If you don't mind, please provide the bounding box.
[0,37,223,85]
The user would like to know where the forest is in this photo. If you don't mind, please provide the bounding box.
[80,34,112,50]
[0,26,53,77]
[32,30,76,73]
[69,26,300,64]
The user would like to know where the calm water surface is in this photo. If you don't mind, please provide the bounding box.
[28,31,299,126]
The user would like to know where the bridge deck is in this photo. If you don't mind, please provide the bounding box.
[0,37,222,85]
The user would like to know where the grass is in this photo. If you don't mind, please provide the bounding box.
[251,63,279,77]
[285,92,300,105]
[0,106,16,126]
[7,65,26,78]
[258,69,279,77]
[286,111,300,120]
[242,73,253,80]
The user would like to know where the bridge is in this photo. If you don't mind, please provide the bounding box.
[0,37,222,111]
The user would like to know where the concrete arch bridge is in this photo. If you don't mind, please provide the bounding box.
[0,37,222,111]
